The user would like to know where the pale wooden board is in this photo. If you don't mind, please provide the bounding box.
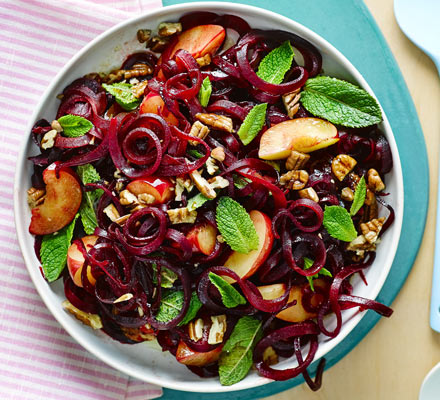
[267,0,440,399]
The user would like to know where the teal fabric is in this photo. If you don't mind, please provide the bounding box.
[161,0,429,398]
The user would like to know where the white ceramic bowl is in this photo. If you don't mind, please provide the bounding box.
[13,2,404,393]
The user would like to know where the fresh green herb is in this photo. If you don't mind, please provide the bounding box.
[40,215,79,282]
[209,272,246,308]
[350,175,367,216]
[58,114,93,137]
[233,175,251,189]
[153,265,178,288]
[187,193,212,211]
[237,103,267,146]
[303,257,333,291]
[102,82,141,111]
[300,76,382,128]
[216,197,259,254]
[155,290,202,325]
[323,205,357,242]
[256,40,295,84]
[76,164,102,235]
[198,77,212,107]
[219,316,263,386]
[179,292,203,326]
[187,149,204,159]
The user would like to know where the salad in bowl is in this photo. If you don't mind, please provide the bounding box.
[18,4,401,392]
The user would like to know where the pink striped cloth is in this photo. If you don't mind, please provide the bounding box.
[0,0,165,399]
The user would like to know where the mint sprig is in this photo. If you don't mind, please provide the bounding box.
[219,316,263,386]
[257,40,295,84]
[300,76,382,128]
[155,290,202,326]
[216,197,259,254]
[102,82,141,111]
[77,164,102,235]
[198,77,212,107]
[303,257,332,291]
[350,175,367,216]
[58,115,93,137]
[40,214,79,282]
[237,103,267,146]
[323,205,357,242]
[187,193,211,211]
[209,272,246,308]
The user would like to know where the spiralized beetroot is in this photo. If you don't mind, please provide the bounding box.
[28,11,395,391]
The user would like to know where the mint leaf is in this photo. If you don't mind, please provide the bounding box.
[300,76,382,128]
[303,256,332,291]
[237,103,267,146]
[40,215,79,282]
[233,175,251,189]
[187,193,211,211]
[179,292,203,326]
[219,316,263,386]
[187,149,204,159]
[198,77,212,107]
[263,160,280,172]
[58,115,93,137]
[216,197,259,254]
[323,205,357,242]
[209,272,246,308]
[77,164,102,235]
[257,41,294,84]
[152,264,178,288]
[102,82,140,111]
[155,290,202,326]
[350,175,367,216]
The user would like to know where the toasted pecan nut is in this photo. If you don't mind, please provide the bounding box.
[137,29,152,43]
[167,207,197,224]
[285,150,310,171]
[280,170,309,190]
[282,88,301,118]
[298,187,319,203]
[195,113,233,133]
[27,187,46,209]
[332,154,357,181]
[368,168,385,192]
[189,121,210,145]
[360,217,386,244]
[158,22,182,37]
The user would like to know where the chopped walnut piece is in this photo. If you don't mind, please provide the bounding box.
[115,214,130,226]
[208,315,227,345]
[121,326,155,342]
[298,187,319,203]
[41,129,57,150]
[119,189,138,206]
[190,170,217,199]
[346,235,376,257]
[263,346,279,366]
[360,217,385,244]
[280,170,309,190]
[189,121,210,145]
[103,204,120,222]
[27,187,46,209]
[167,207,197,224]
[138,193,156,205]
[196,53,211,67]
[188,318,204,342]
[175,177,193,201]
[124,63,153,80]
[195,113,233,133]
[148,36,170,52]
[282,88,301,118]
[113,293,134,304]
[208,176,229,190]
[206,157,219,175]
[341,187,354,202]
[211,147,225,162]
[332,154,357,181]
[63,300,103,330]
[51,120,63,133]
[368,168,385,192]
[131,80,148,98]
[285,150,310,170]
[158,22,182,37]
[137,29,152,43]
[363,190,378,221]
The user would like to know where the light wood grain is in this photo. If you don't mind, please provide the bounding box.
[266,1,440,399]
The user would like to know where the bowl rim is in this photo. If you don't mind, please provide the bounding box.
[13,1,404,393]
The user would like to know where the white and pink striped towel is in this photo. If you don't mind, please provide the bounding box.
[0,0,165,399]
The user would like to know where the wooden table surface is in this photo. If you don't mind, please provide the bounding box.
[267,0,440,399]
